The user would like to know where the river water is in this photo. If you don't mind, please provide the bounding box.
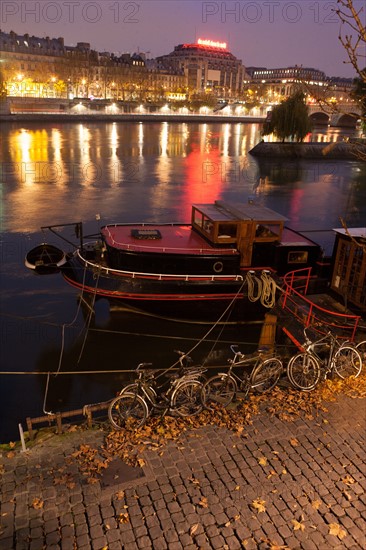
[1,120,365,442]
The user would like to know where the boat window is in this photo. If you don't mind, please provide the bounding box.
[203,218,213,236]
[217,223,237,239]
[194,210,204,228]
[255,223,279,239]
[288,251,308,264]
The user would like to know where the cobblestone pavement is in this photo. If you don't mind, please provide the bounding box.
[0,394,365,550]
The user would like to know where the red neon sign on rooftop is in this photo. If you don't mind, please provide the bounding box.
[197,38,227,49]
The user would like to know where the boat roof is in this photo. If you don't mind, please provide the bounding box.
[101,224,239,256]
[333,227,366,238]
[194,201,288,223]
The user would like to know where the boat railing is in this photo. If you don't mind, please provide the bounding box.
[76,249,244,282]
[280,267,361,341]
[102,226,238,255]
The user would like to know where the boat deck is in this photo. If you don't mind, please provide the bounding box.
[102,224,318,256]
[101,224,239,256]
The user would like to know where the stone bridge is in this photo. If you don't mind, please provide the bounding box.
[307,103,361,127]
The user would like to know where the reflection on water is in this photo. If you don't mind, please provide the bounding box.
[2,121,364,234]
[1,120,365,442]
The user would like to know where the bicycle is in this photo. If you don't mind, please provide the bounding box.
[287,327,363,391]
[108,353,206,430]
[201,344,283,409]
[118,350,206,398]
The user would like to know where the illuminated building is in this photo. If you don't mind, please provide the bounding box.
[245,65,355,104]
[0,29,185,101]
[156,39,245,97]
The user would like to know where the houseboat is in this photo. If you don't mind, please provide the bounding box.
[25,200,325,320]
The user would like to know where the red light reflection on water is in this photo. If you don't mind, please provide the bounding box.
[182,144,224,218]
[287,188,305,225]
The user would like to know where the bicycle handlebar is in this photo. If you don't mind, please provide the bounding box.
[174,349,193,369]
[137,362,153,370]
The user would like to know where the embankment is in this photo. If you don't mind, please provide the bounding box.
[0,112,265,124]
[249,140,366,160]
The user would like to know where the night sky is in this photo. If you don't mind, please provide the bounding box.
[1,0,362,78]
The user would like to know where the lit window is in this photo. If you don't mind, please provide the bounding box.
[288,251,308,264]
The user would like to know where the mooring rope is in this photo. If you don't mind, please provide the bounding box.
[43,264,98,415]
[246,271,263,303]
[155,279,247,379]
[260,271,277,309]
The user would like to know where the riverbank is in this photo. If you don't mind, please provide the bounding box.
[0,112,265,124]
[1,382,365,549]
[249,140,366,160]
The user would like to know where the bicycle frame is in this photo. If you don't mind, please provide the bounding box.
[216,345,275,390]
[302,329,347,376]
[122,359,205,417]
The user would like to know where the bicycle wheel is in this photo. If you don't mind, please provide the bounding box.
[108,393,148,430]
[120,383,157,401]
[251,358,282,392]
[287,353,321,391]
[332,346,362,379]
[171,380,204,417]
[201,374,237,409]
[356,340,366,368]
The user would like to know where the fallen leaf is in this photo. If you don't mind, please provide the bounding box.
[189,523,199,536]
[342,475,355,485]
[31,498,44,510]
[311,499,322,510]
[67,425,78,432]
[329,523,347,539]
[258,456,267,466]
[290,438,299,446]
[137,458,145,467]
[291,519,305,532]
[190,477,200,486]
[198,497,208,508]
[118,512,129,524]
[251,498,266,513]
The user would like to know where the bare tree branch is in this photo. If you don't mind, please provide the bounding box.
[336,0,366,80]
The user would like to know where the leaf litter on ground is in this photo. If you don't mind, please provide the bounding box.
[66,371,366,478]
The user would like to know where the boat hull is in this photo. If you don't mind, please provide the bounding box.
[61,251,270,320]
[25,244,67,274]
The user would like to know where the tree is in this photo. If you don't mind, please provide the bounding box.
[336,0,366,84]
[351,73,366,131]
[262,92,312,142]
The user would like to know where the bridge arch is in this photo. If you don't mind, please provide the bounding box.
[330,112,360,128]
[309,111,329,125]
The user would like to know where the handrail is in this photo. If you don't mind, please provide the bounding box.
[280,267,361,341]
[103,226,237,255]
[77,249,244,283]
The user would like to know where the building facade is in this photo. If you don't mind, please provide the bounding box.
[0,29,186,101]
[157,39,245,98]
[245,65,355,104]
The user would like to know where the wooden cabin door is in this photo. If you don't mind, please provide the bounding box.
[331,238,366,311]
